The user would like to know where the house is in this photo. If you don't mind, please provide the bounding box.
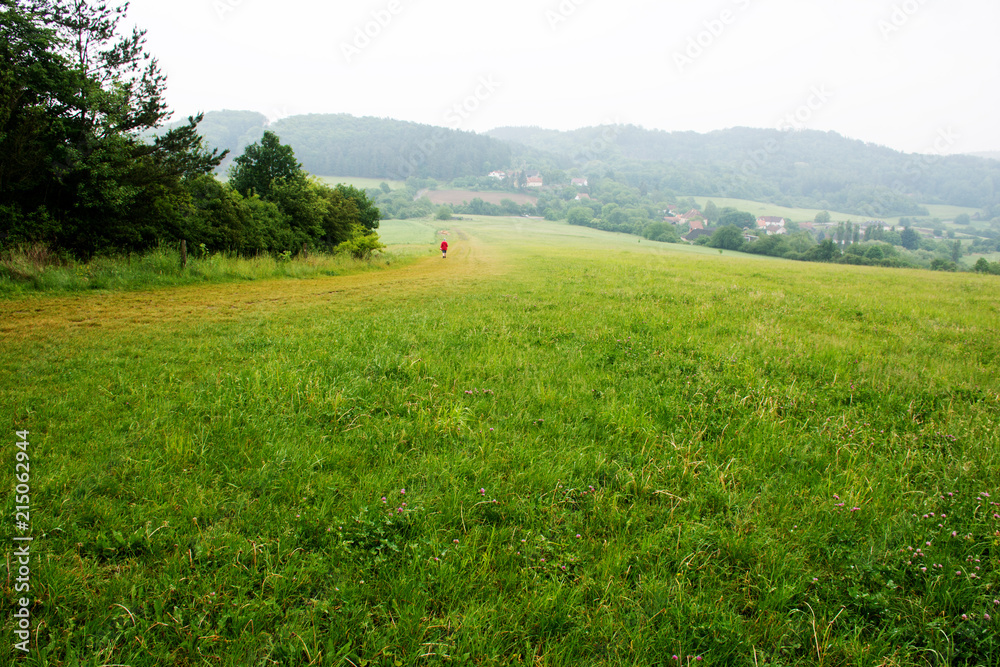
[571,178,589,187]
[766,224,787,235]
[684,229,712,242]
[756,216,787,230]
[526,174,543,188]
[680,209,705,222]
[688,218,705,231]
[488,170,507,180]
[574,193,591,201]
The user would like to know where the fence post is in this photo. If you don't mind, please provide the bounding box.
[181,240,187,268]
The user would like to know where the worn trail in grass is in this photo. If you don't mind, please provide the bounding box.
[2,218,999,666]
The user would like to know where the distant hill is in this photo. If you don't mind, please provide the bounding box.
[967,151,1000,162]
[179,111,1000,216]
[174,111,512,181]
[490,125,1000,214]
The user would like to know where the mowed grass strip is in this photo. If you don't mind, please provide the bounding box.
[2,217,999,666]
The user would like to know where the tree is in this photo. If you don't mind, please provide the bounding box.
[334,184,381,231]
[951,240,963,264]
[229,131,301,198]
[708,225,746,251]
[974,257,990,273]
[717,209,756,228]
[567,207,593,226]
[435,206,452,221]
[815,210,831,223]
[954,213,971,225]
[900,226,920,250]
[703,200,719,224]
[0,0,225,256]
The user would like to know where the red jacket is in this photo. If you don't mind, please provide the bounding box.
[441,241,448,251]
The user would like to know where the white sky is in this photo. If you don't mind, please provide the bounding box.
[123,0,1000,155]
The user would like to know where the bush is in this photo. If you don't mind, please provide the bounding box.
[336,232,386,260]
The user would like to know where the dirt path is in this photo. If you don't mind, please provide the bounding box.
[0,226,502,341]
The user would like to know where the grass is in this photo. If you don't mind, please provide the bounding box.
[0,244,410,298]
[315,176,406,191]
[686,197,983,227]
[685,197,858,223]
[2,217,999,666]
[921,204,983,222]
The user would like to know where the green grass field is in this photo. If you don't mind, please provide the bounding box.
[685,197,983,226]
[316,176,406,191]
[2,217,999,666]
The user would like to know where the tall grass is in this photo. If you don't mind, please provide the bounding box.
[0,243,412,297]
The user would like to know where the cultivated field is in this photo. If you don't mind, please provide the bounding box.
[423,190,539,206]
[2,217,998,666]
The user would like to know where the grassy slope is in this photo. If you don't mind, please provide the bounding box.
[2,218,999,666]
[315,176,406,191]
[685,196,982,226]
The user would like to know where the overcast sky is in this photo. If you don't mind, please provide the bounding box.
[123,0,1000,155]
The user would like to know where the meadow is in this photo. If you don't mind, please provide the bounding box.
[2,217,998,666]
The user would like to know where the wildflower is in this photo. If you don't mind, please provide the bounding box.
[956,571,962,576]
[400,489,406,495]
[962,614,968,621]
[479,488,486,496]
[453,539,459,544]
[985,613,991,620]
[576,534,581,539]
[382,497,387,504]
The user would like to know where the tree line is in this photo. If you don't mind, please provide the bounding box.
[1,1,380,259]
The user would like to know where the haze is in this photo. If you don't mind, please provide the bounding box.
[124,0,1000,156]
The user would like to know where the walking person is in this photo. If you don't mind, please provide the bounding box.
[441,239,448,258]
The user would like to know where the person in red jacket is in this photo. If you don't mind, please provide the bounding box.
[440,239,448,258]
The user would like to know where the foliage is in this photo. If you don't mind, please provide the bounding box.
[0,0,226,258]
[708,225,746,250]
[228,131,301,199]
[336,230,386,259]
[717,208,756,228]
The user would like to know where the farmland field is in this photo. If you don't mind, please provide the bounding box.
[2,217,999,666]
[423,190,539,206]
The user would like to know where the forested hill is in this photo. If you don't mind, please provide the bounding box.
[489,125,1000,213]
[180,111,999,215]
[180,111,513,181]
